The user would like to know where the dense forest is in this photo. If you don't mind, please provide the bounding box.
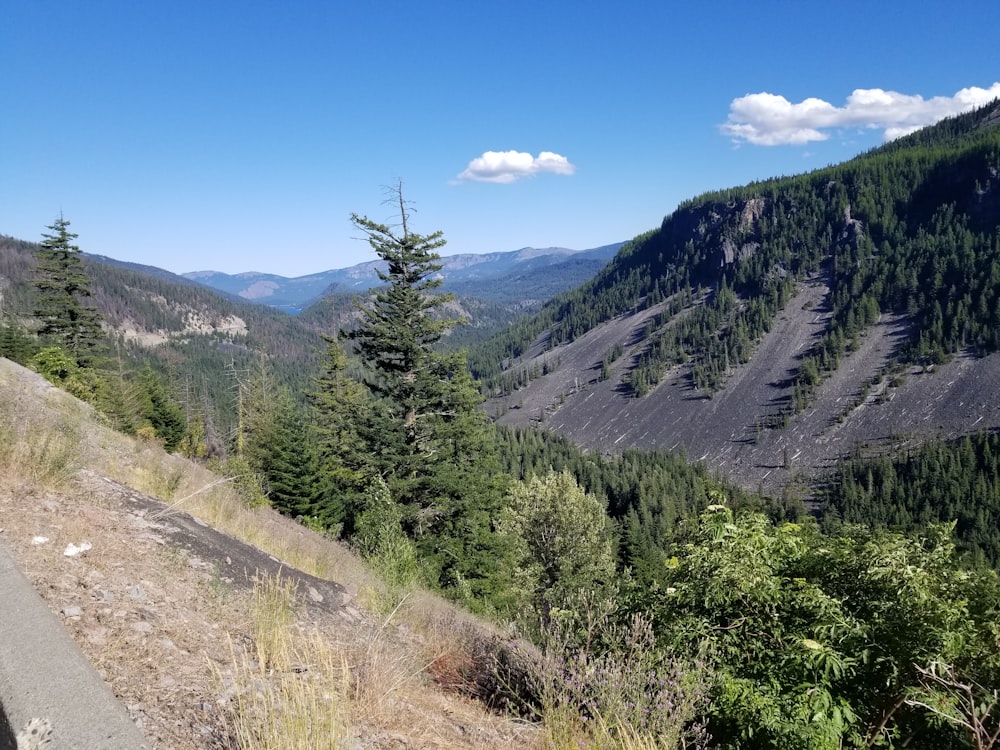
[5,106,1000,747]
[1,228,328,447]
[821,430,1000,567]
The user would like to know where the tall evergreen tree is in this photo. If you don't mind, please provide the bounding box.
[342,185,461,489]
[259,395,334,524]
[335,187,514,599]
[137,364,186,451]
[0,322,37,365]
[310,337,371,504]
[32,215,104,365]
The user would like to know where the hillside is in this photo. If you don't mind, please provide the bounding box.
[0,356,537,749]
[493,281,1000,497]
[0,235,329,437]
[182,244,621,350]
[6,100,1000,746]
[480,100,1000,497]
[2,234,616,427]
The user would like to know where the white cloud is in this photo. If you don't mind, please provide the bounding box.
[721,83,1000,146]
[456,150,576,183]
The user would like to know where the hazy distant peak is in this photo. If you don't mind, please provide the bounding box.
[513,246,575,259]
[182,243,622,313]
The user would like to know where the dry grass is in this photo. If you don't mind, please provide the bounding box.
[0,392,81,489]
[524,611,712,750]
[85,437,378,594]
[225,575,351,749]
[223,576,528,749]
[100,445,532,746]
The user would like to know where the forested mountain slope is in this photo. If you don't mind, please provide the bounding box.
[0,234,327,435]
[1,232,609,448]
[478,100,1000,496]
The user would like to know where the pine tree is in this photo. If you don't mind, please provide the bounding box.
[261,396,333,525]
[0,322,38,365]
[306,336,373,530]
[343,185,458,481]
[137,364,186,450]
[311,336,371,487]
[32,215,104,366]
[335,188,514,600]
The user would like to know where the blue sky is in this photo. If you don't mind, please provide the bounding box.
[2,1,998,277]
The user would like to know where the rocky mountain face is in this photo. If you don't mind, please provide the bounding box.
[484,100,1000,497]
[491,279,1000,498]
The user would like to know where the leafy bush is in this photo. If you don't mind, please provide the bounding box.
[636,505,1000,748]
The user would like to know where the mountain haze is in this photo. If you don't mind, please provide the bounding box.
[0,235,328,440]
[1,235,620,439]
[184,244,622,313]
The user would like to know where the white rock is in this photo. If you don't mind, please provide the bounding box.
[63,541,92,557]
[127,584,147,601]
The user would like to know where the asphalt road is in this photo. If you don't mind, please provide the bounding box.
[0,539,153,750]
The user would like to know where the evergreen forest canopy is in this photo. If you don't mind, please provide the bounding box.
[4,104,1000,747]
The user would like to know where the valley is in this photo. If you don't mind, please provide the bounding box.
[182,243,622,314]
[3,99,1000,750]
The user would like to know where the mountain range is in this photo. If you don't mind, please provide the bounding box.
[0,236,621,440]
[182,244,622,313]
[6,100,1000,750]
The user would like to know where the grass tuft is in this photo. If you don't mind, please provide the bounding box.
[251,574,299,672]
[224,575,352,749]
[530,610,712,749]
[0,396,80,488]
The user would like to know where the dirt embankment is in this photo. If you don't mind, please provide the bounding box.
[0,357,537,750]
